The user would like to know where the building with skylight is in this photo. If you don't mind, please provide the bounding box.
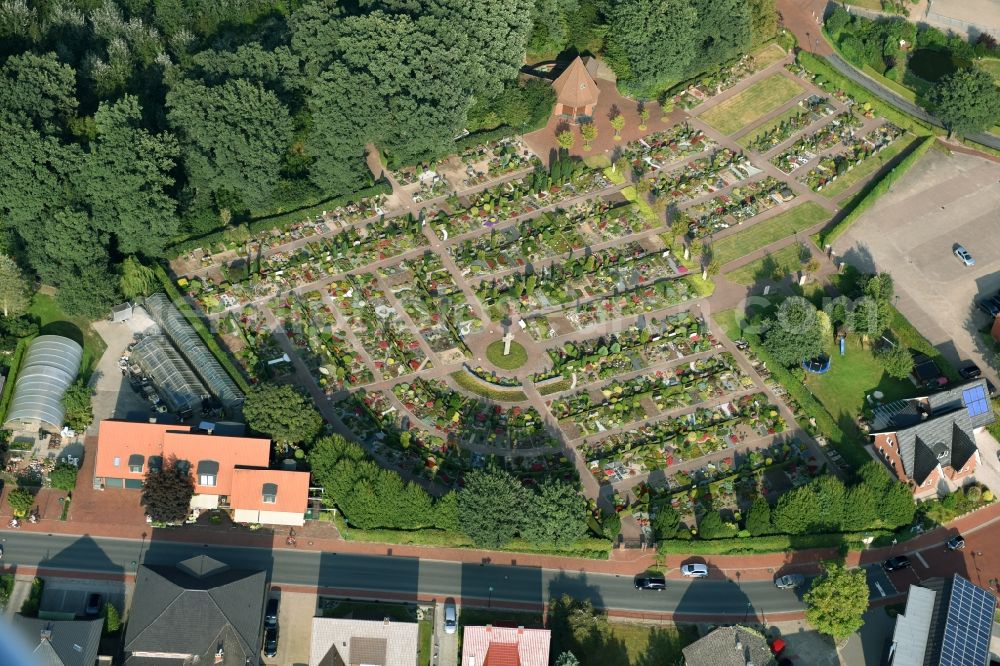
[869,379,995,497]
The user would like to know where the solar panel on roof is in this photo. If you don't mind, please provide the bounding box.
[939,575,996,666]
[963,387,990,419]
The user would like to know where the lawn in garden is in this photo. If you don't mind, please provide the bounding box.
[803,336,916,432]
[486,339,528,370]
[751,43,788,71]
[725,242,804,285]
[28,292,107,380]
[819,133,918,198]
[712,201,829,266]
[981,58,1000,83]
[700,74,804,135]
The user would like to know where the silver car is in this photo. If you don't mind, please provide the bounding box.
[680,563,709,578]
[955,244,975,266]
[774,573,805,589]
[443,599,457,634]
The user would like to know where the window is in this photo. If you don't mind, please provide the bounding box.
[128,454,144,474]
[149,456,163,472]
[197,460,219,488]
[262,483,278,504]
[113,456,120,467]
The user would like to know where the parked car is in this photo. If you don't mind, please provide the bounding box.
[264,597,279,628]
[979,300,1000,318]
[883,555,911,572]
[263,626,278,658]
[680,563,709,578]
[443,599,457,634]
[774,574,805,590]
[85,593,102,616]
[959,364,982,380]
[955,245,975,266]
[946,535,966,551]
[634,575,667,591]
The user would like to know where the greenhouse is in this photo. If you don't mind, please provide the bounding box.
[144,293,244,410]
[4,335,83,432]
[131,335,210,416]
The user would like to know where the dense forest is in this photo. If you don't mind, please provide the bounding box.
[0,0,777,318]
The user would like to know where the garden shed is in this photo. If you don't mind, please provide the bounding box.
[144,293,244,411]
[552,56,600,122]
[3,335,83,432]
[131,335,211,416]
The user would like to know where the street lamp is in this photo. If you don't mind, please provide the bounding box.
[488,586,493,608]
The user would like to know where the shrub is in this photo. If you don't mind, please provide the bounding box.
[7,488,33,518]
[49,463,78,492]
[105,602,122,633]
[20,578,43,617]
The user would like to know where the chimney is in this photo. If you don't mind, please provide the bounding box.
[148,417,157,424]
[517,626,524,635]
[40,626,52,642]
[485,624,492,633]
[384,617,391,625]
[206,427,214,435]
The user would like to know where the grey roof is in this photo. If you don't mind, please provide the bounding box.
[4,335,82,430]
[124,555,266,666]
[11,617,103,666]
[890,584,937,665]
[681,625,776,666]
[872,380,994,483]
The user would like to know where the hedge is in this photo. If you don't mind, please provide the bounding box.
[0,336,32,424]
[152,265,252,394]
[454,125,518,153]
[167,179,393,257]
[449,371,527,402]
[716,311,866,469]
[657,529,892,555]
[819,134,936,247]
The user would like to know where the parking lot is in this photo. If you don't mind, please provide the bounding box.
[836,146,1000,383]
[39,577,131,619]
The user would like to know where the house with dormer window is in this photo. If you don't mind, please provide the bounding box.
[93,419,309,525]
[869,379,995,497]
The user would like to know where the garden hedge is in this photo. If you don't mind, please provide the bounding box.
[657,529,892,555]
[819,134,936,247]
[0,336,32,424]
[454,125,518,153]
[167,179,393,257]
[152,266,252,394]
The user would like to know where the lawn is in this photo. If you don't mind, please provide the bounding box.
[712,201,830,266]
[486,339,527,370]
[604,622,699,666]
[725,242,804,285]
[803,336,916,431]
[418,617,433,666]
[980,57,1000,83]
[321,599,417,622]
[751,43,787,71]
[700,74,804,135]
[819,133,918,198]
[28,292,106,380]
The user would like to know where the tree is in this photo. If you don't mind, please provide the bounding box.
[762,296,824,367]
[522,481,588,546]
[141,460,195,523]
[745,496,772,535]
[652,505,680,539]
[0,52,78,132]
[928,68,1000,138]
[875,344,914,379]
[811,476,846,532]
[555,652,580,666]
[697,510,736,538]
[243,383,323,448]
[689,0,752,72]
[62,381,93,432]
[556,128,575,150]
[610,113,625,140]
[579,122,597,150]
[7,488,33,518]
[49,463,78,492]
[120,257,157,300]
[104,602,122,633]
[841,482,880,532]
[804,563,870,640]
[863,272,894,302]
[604,0,699,94]
[748,0,779,47]
[434,491,461,532]
[848,296,892,342]
[0,254,31,318]
[458,469,530,548]
[879,480,917,528]
[771,484,821,534]
[638,104,650,130]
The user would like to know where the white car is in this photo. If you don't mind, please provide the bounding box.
[955,245,975,266]
[443,599,457,634]
[680,563,709,578]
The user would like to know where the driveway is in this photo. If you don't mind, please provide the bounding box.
[90,313,158,427]
[263,588,315,666]
[39,577,131,619]
[434,600,457,666]
[835,146,1000,384]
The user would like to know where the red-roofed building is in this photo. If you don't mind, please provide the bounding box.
[93,419,309,525]
[460,625,550,666]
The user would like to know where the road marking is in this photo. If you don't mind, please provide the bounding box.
[914,551,929,568]
[874,582,885,598]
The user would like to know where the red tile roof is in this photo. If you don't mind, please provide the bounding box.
[460,626,550,666]
[231,467,309,514]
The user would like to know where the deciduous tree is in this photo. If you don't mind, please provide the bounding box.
[0,255,31,318]
[928,68,1000,138]
[762,297,824,367]
[7,488,33,518]
[604,0,698,95]
[458,469,530,548]
[49,463,79,492]
[745,496,772,536]
[804,563,870,640]
[141,460,194,523]
[243,383,323,448]
[522,481,588,546]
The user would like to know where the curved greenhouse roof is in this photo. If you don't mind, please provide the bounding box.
[4,335,83,431]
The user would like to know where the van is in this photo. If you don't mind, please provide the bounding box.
[443,599,457,634]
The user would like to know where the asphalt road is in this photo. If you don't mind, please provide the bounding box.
[0,531,815,618]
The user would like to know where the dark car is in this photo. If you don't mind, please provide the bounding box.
[263,626,278,658]
[947,535,966,551]
[774,573,805,590]
[634,575,667,591]
[979,299,1000,318]
[264,597,279,628]
[85,593,102,617]
[959,365,982,380]
[883,555,911,572]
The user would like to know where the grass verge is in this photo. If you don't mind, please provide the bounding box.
[700,74,804,135]
[712,201,829,266]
